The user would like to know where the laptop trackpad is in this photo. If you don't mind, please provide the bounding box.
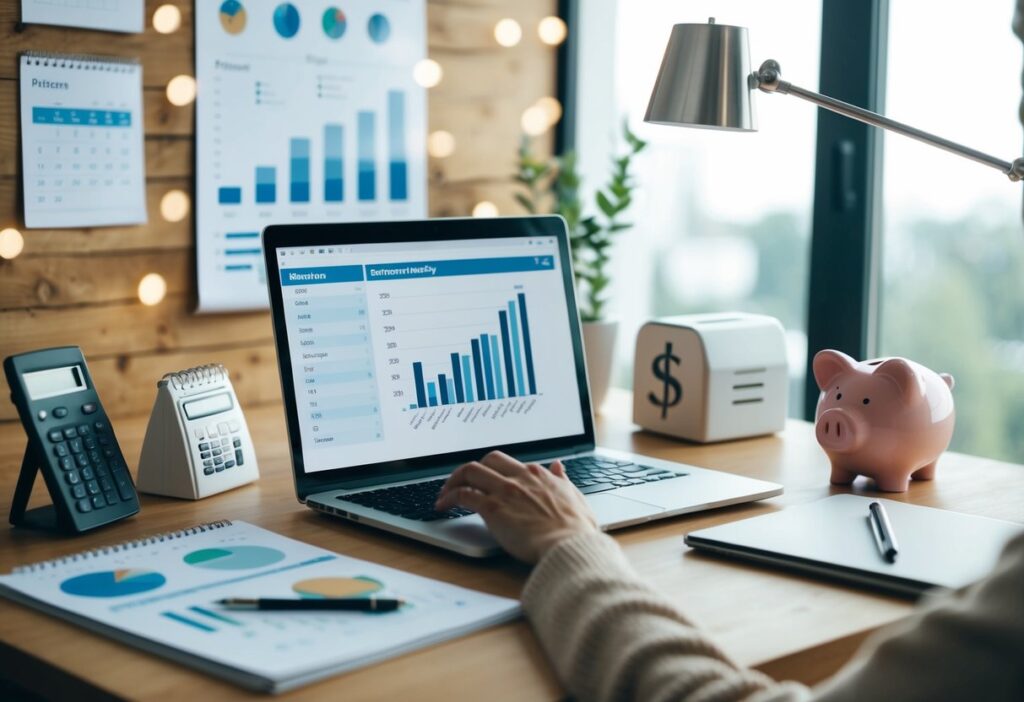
[587,493,664,526]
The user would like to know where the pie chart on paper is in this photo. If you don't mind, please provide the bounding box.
[367,13,391,44]
[322,8,347,40]
[292,576,384,599]
[219,0,247,35]
[273,3,301,39]
[60,569,167,598]
[183,546,286,570]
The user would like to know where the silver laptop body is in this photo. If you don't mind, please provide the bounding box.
[264,216,782,557]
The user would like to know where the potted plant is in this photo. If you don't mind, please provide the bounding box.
[516,122,647,412]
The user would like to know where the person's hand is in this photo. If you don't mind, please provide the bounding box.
[435,451,600,563]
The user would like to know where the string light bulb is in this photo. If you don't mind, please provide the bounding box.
[152,4,182,34]
[520,105,550,136]
[494,18,522,47]
[0,228,24,259]
[538,16,568,46]
[534,97,563,126]
[138,273,167,306]
[427,131,456,158]
[159,189,190,222]
[472,201,499,218]
[166,75,197,106]
[413,59,443,88]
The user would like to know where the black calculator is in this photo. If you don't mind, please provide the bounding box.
[5,346,140,532]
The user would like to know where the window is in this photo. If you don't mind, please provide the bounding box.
[878,4,1024,461]
[576,0,821,415]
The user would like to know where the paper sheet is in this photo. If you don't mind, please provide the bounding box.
[21,0,144,33]
[195,0,428,311]
[19,53,148,228]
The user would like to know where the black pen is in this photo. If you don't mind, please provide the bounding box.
[867,501,899,563]
[216,597,405,611]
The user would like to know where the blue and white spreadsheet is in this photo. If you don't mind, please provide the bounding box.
[195,0,428,311]
[19,53,147,228]
[277,237,586,472]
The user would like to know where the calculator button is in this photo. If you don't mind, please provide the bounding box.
[94,421,107,431]
[96,463,110,477]
[206,424,218,438]
[220,438,230,447]
[66,471,81,485]
[54,443,69,458]
[69,438,83,453]
[75,453,89,467]
[91,495,106,509]
[204,467,215,475]
[217,422,230,435]
[48,429,63,443]
[229,420,240,433]
[202,458,213,467]
[63,427,78,439]
[103,448,115,459]
[233,438,241,448]
[82,403,97,414]
[77,424,91,436]
[53,407,69,419]
[199,442,210,451]
[200,451,211,459]
[215,465,225,472]
[214,456,224,465]
[104,490,120,505]
[115,476,135,501]
[98,434,111,446]
[212,448,223,457]
[76,498,92,513]
[72,484,87,499]
[224,460,235,469]
[235,450,244,466]
[86,480,101,496]
[194,427,205,440]
[83,435,98,450]
[81,466,95,481]
[37,410,48,421]
[99,477,114,492]
[60,456,75,471]
[88,449,102,463]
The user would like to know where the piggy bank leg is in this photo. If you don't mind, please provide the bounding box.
[911,461,936,481]
[873,473,911,493]
[829,466,857,485]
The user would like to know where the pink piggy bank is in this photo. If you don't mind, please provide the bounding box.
[813,350,955,492]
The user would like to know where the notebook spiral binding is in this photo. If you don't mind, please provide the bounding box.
[164,364,228,391]
[12,521,233,574]
[20,51,140,72]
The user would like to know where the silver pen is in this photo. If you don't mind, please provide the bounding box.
[868,501,899,563]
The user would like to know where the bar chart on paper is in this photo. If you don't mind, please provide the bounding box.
[196,0,427,311]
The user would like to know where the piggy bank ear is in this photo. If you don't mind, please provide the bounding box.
[874,358,924,403]
[812,349,857,390]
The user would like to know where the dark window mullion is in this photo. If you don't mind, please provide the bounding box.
[803,0,889,419]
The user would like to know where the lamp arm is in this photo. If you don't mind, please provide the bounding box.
[754,60,1024,182]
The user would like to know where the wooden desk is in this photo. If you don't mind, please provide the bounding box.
[2,389,1022,700]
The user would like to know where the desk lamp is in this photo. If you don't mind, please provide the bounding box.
[644,19,1024,182]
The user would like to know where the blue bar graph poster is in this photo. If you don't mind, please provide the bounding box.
[195,0,427,311]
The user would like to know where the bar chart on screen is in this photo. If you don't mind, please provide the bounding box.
[196,0,427,311]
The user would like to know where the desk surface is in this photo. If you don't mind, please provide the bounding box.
[2,389,1022,701]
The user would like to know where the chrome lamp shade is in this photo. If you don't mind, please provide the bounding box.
[644,21,756,132]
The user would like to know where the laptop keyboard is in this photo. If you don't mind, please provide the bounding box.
[337,456,688,522]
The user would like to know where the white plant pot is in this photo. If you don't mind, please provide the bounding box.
[582,320,619,415]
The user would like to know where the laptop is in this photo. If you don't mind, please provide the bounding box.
[263,216,782,557]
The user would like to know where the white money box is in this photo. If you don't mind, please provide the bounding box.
[632,313,788,443]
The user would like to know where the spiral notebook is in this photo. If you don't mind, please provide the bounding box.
[19,52,147,228]
[0,521,519,692]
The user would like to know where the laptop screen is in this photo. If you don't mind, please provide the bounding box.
[274,234,587,474]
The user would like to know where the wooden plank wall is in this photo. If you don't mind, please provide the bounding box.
[0,0,557,423]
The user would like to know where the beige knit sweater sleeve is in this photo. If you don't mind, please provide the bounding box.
[521,529,1024,702]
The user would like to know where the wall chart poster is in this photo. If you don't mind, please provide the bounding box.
[195,0,427,311]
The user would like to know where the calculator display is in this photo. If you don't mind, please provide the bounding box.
[23,365,86,400]
[183,392,234,420]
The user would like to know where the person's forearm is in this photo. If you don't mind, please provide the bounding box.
[521,532,811,702]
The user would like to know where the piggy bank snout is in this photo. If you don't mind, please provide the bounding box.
[816,408,866,453]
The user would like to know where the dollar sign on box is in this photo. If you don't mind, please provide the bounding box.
[649,341,682,419]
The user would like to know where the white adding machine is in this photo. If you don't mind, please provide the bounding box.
[137,364,258,499]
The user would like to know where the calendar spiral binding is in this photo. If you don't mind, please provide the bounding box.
[164,364,229,391]
[11,521,233,574]
[20,51,140,73]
